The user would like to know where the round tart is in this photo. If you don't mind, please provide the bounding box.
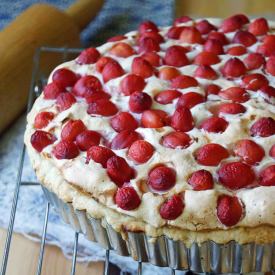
[25,14,275,246]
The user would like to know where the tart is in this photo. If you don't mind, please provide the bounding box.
[25,14,275,264]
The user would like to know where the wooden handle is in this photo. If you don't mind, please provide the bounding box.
[0,1,104,133]
[66,0,104,30]
[0,4,81,133]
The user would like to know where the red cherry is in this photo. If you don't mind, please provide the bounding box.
[141,52,161,66]
[180,26,203,44]
[266,56,275,76]
[171,107,194,132]
[171,75,198,89]
[52,140,79,159]
[218,161,255,189]
[174,16,192,25]
[227,45,247,56]
[109,42,135,58]
[232,30,257,47]
[138,31,164,44]
[138,20,158,34]
[196,20,217,34]
[207,31,228,45]
[220,14,244,33]
[260,85,275,104]
[234,139,265,165]
[110,112,138,132]
[162,131,191,149]
[30,130,55,152]
[155,89,181,104]
[219,87,249,103]
[76,130,101,151]
[244,53,265,70]
[160,195,184,220]
[43,82,64,99]
[217,103,246,115]
[34,112,54,129]
[194,65,218,80]
[166,26,184,39]
[141,109,168,128]
[195,143,229,166]
[260,86,275,97]
[248,18,269,36]
[61,119,87,142]
[87,99,118,116]
[128,140,154,164]
[129,92,152,113]
[262,34,275,44]
[85,91,111,103]
[188,170,214,190]
[205,84,221,96]
[158,67,181,81]
[200,116,228,133]
[52,68,78,88]
[250,117,275,137]
[76,48,100,64]
[164,45,189,67]
[73,75,102,97]
[111,130,142,150]
[56,93,76,111]
[148,166,176,191]
[233,14,249,24]
[194,51,220,65]
[96,56,114,73]
[269,145,275,158]
[102,60,124,83]
[107,35,127,42]
[120,74,146,96]
[217,195,243,226]
[131,57,154,78]
[221,17,242,33]
[87,145,115,168]
[241,73,269,91]
[177,92,204,109]
[221,58,246,78]
[107,156,134,186]
[265,34,275,47]
[115,187,141,210]
[204,39,224,54]
[257,43,275,57]
[138,37,160,53]
[259,165,275,186]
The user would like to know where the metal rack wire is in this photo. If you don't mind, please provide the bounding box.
[0,46,180,275]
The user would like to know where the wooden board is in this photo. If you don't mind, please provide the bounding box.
[0,229,104,275]
[175,0,275,18]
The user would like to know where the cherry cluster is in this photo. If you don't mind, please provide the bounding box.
[30,14,275,226]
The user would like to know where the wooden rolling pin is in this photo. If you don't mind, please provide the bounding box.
[0,0,104,133]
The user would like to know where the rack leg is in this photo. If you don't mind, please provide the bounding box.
[70,232,79,275]
[36,202,50,275]
[104,249,110,275]
[137,261,142,275]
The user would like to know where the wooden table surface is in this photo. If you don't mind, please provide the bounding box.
[0,229,104,275]
[175,0,275,18]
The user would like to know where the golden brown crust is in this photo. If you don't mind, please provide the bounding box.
[33,158,275,246]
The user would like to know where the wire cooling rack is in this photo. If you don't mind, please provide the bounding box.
[0,46,184,275]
